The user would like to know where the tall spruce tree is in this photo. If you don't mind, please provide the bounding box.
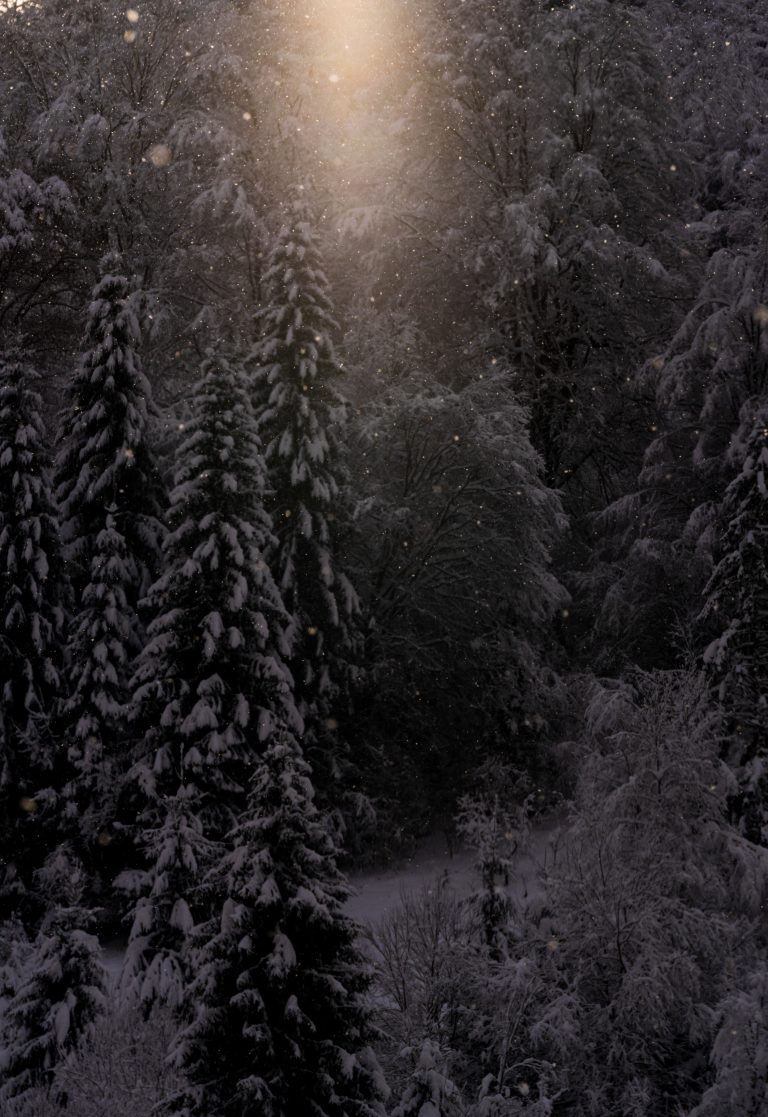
[122,350,299,1009]
[167,727,387,1117]
[55,263,165,866]
[701,405,768,841]
[55,263,164,603]
[61,512,140,856]
[0,352,65,921]
[252,192,361,817]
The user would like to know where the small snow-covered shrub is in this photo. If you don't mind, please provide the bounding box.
[392,1039,465,1117]
[2,999,181,1117]
[369,883,480,1093]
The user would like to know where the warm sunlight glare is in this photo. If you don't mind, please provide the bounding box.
[315,0,393,89]
[307,0,407,199]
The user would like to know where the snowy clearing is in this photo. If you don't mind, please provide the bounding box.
[98,815,566,985]
[345,813,565,927]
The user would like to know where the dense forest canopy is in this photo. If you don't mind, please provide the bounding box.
[1,0,768,1114]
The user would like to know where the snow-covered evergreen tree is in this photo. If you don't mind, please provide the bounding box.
[252,191,361,812]
[61,511,139,853]
[701,406,768,841]
[168,728,387,1117]
[457,765,531,956]
[55,263,164,602]
[124,350,299,1003]
[0,848,106,1107]
[0,351,65,918]
[118,788,214,1016]
[55,263,165,868]
[129,347,298,832]
[392,1040,462,1117]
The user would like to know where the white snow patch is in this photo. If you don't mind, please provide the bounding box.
[344,814,564,927]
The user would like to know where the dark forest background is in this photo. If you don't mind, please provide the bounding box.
[0,1,767,1114]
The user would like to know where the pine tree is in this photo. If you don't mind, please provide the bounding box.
[701,406,768,841]
[55,262,165,867]
[0,351,65,920]
[0,848,106,1107]
[118,788,214,1016]
[124,349,299,1001]
[168,727,387,1117]
[55,262,164,603]
[252,192,361,815]
[62,511,139,852]
[130,347,298,832]
[457,764,532,957]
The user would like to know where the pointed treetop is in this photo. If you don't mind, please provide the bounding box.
[129,349,300,831]
[55,266,164,598]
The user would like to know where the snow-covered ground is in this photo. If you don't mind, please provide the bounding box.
[345,812,565,928]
